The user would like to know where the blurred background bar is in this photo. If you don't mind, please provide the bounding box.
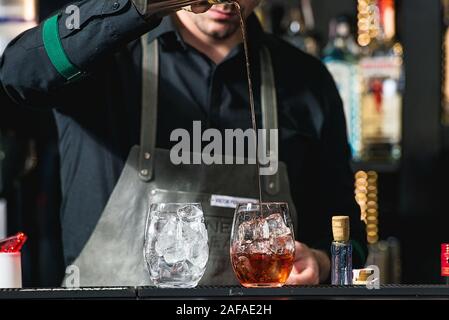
[1,0,448,286]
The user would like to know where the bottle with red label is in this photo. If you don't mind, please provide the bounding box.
[442,244,449,285]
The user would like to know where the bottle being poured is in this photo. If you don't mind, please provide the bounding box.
[133,0,231,18]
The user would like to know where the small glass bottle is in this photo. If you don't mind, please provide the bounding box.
[331,216,353,285]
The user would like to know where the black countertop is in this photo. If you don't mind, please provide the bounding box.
[1,285,449,300]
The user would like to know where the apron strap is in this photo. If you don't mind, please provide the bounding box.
[139,36,158,181]
[139,36,281,195]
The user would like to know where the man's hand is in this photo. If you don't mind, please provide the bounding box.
[286,242,331,285]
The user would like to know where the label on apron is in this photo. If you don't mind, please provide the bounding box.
[210,195,258,209]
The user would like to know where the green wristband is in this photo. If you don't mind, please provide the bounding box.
[43,14,83,81]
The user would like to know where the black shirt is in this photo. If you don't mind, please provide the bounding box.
[0,0,364,266]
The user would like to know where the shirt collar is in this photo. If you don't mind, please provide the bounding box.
[146,15,186,50]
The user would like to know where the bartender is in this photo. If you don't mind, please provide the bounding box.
[0,0,365,286]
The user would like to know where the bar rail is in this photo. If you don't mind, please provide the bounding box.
[0,285,449,300]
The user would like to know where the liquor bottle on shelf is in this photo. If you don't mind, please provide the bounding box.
[358,0,404,162]
[282,0,320,57]
[323,16,362,160]
[443,0,449,124]
[442,244,449,285]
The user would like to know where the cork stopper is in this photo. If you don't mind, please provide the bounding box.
[332,216,350,242]
[357,269,374,281]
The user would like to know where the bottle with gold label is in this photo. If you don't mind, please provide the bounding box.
[359,0,404,161]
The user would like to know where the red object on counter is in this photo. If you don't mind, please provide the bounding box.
[0,232,28,253]
[442,244,449,277]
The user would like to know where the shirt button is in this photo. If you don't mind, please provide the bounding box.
[112,2,120,10]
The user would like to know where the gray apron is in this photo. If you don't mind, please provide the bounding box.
[68,36,298,287]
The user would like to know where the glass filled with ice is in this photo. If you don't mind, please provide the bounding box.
[144,203,209,288]
[230,202,295,288]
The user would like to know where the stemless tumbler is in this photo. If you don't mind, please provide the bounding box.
[144,203,209,288]
[230,202,295,288]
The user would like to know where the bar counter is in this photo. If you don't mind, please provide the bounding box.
[1,285,449,300]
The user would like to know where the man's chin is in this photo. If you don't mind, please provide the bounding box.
[206,30,233,40]
[203,22,238,39]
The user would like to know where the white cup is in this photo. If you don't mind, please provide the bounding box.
[0,252,22,288]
